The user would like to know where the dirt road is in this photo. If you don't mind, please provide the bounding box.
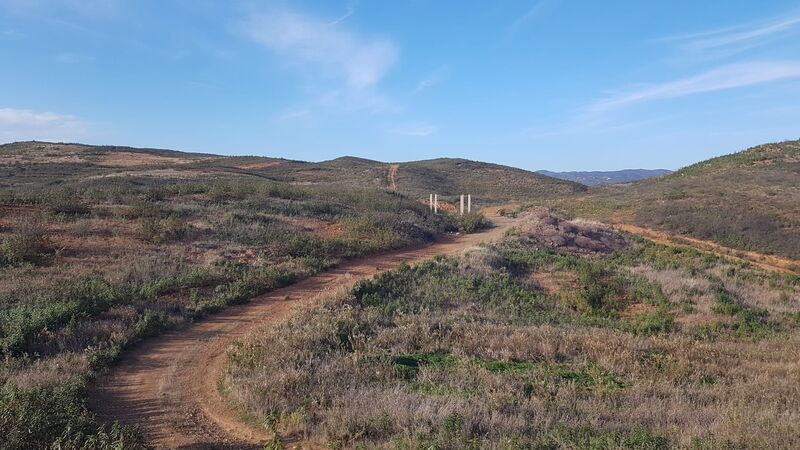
[387,163,399,191]
[614,223,799,275]
[88,214,516,450]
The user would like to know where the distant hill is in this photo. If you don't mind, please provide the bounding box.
[536,169,672,186]
[0,141,585,205]
[555,140,800,259]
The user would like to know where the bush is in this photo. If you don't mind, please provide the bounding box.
[138,215,188,243]
[627,311,676,335]
[46,193,91,216]
[455,212,488,233]
[0,380,146,450]
[0,219,52,267]
[0,278,121,356]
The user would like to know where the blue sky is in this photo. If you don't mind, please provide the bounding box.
[1,0,799,170]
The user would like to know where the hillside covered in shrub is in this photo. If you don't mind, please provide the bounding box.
[553,140,800,259]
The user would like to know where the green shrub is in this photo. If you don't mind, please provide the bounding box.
[456,212,488,233]
[134,312,171,338]
[46,193,91,216]
[627,311,676,335]
[138,215,188,243]
[0,380,146,450]
[0,278,120,355]
[0,219,52,267]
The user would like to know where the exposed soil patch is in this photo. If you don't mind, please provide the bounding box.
[515,209,628,255]
[86,168,211,179]
[621,302,658,319]
[388,163,399,190]
[97,152,198,167]
[527,270,579,296]
[236,161,283,171]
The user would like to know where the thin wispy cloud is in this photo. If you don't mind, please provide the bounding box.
[588,61,800,112]
[327,0,357,26]
[662,10,800,57]
[276,108,312,122]
[242,6,398,91]
[0,107,88,141]
[415,65,449,92]
[507,0,557,34]
[387,124,438,137]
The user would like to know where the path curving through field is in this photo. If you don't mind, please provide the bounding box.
[613,223,799,275]
[88,214,517,450]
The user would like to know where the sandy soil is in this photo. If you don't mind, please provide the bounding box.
[88,213,517,450]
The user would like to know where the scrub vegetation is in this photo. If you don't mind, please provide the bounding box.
[550,140,800,259]
[3,140,800,449]
[226,210,800,449]
[0,142,482,449]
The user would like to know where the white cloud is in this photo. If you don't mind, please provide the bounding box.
[388,124,438,137]
[327,0,357,26]
[588,61,800,112]
[0,107,88,142]
[242,6,398,90]
[661,10,800,57]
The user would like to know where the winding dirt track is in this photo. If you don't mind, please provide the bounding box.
[88,214,516,450]
[614,223,799,275]
[387,164,399,191]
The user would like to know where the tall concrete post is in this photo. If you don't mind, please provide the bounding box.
[429,193,433,211]
[460,195,464,216]
[468,194,471,213]
[434,194,438,214]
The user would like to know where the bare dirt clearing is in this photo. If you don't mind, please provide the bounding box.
[88,214,516,450]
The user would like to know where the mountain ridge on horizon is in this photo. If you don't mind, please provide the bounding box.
[537,169,673,186]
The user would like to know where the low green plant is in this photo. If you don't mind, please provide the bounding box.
[138,215,188,243]
[456,212,488,233]
[0,219,52,267]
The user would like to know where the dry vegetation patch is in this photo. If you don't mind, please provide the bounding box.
[0,150,464,449]
[225,212,800,448]
[96,151,198,167]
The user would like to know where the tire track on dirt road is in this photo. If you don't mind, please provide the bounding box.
[88,213,517,450]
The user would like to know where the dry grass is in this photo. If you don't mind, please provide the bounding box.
[0,142,464,449]
[225,213,800,449]
[548,140,800,259]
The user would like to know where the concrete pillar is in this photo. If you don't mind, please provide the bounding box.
[434,194,438,214]
[429,193,433,211]
[460,195,464,215]
[468,194,472,213]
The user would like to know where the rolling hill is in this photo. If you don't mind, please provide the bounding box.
[537,169,672,185]
[553,140,800,259]
[231,155,586,204]
[0,141,585,205]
